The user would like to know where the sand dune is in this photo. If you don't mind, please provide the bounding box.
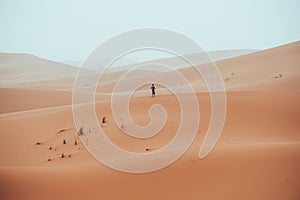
[0,42,299,199]
[100,49,257,72]
[0,53,77,86]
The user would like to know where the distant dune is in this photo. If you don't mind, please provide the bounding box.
[0,53,77,85]
[0,42,299,200]
[61,49,257,71]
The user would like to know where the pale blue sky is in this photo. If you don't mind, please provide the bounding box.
[0,0,299,62]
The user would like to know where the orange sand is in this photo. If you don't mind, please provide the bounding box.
[0,42,299,200]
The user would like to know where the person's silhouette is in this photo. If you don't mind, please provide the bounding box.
[151,83,156,97]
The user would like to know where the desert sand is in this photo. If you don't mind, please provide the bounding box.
[0,42,299,199]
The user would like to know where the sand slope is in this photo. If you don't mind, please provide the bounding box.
[0,42,299,200]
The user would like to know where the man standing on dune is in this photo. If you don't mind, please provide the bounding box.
[151,83,156,97]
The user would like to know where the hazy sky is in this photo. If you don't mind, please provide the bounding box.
[0,0,299,62]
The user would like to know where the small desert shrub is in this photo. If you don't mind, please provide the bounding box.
[120,123,125,129]
[78,127,84,135]
[61,153,65,158]
[63,139,66,144]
